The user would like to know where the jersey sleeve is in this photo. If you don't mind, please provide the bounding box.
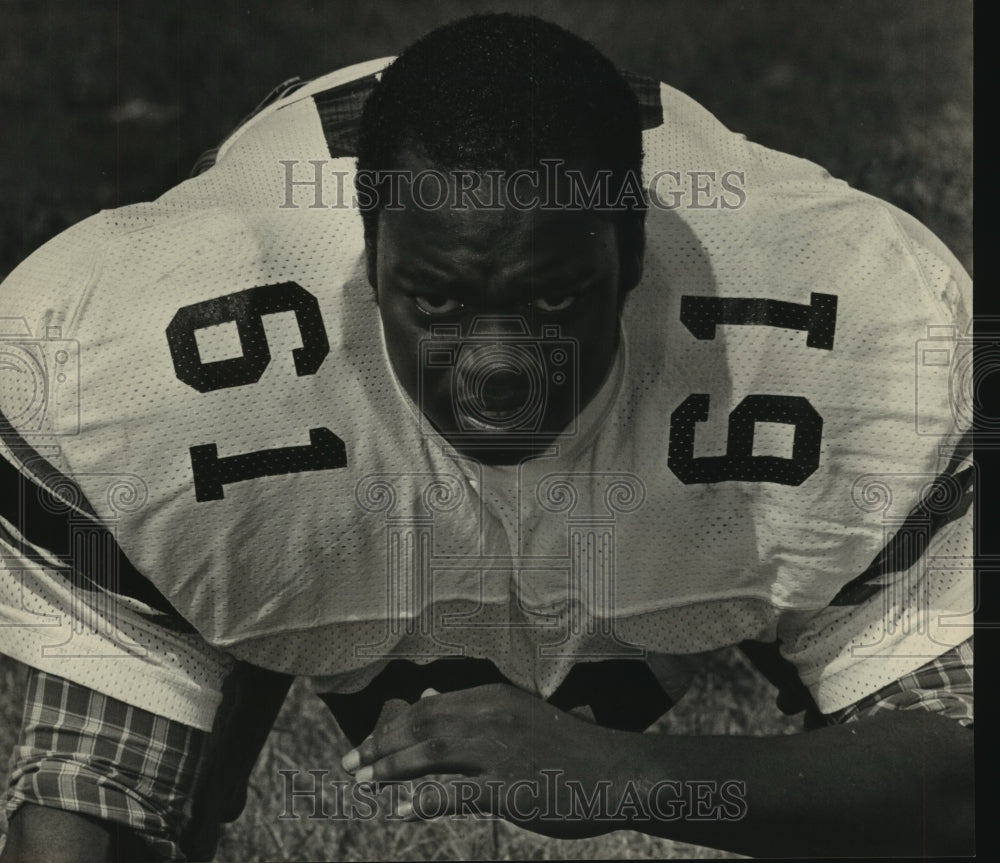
[737,176,975,714]
[773,201,974,713]
[777,498,972,715]
[823,637,973,728]
[0,493,233,730]
[0,214,233,730]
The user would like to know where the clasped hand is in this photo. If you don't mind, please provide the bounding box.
[340,682,639,838]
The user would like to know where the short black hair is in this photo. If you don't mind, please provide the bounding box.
[356,13,645,287]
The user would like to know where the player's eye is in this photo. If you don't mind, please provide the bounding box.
[530,295,578,313]
[414,296,463,315]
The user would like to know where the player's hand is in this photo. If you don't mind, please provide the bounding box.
[340,682,641,838]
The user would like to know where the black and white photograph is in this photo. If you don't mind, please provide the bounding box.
[0,2,975,860]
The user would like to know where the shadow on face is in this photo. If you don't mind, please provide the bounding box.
[370,153,637,464]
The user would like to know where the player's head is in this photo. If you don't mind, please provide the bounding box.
[356,13,645,286]
[356,14,646,463]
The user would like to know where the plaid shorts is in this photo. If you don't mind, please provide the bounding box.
[3,661,293,861]
[3,669,206,860]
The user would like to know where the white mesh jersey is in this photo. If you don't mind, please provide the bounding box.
[0,58,973,730]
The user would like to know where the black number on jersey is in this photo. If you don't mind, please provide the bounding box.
[669,293,837,486]
[166,282,329,392]
[668,394,822,484]
[189,428,346,502]
[166,282,347,501]
[680,292,837,350]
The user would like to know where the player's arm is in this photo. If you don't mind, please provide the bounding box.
[341,644,973,857]
[0,662,293,863]
[0,668,208,863]
[1,804,149,863]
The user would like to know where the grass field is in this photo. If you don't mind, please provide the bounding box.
[0,1,972,860]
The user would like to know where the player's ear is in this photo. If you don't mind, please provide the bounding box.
[618,211,646,294]
[365,242,379,301]
[625,227,645,290]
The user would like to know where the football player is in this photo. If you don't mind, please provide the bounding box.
[0,13,972,861]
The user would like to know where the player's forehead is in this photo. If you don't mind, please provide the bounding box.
[378,150,618,290]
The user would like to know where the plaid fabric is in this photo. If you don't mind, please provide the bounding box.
[824,637,974,728]
[3,669,206,861]
[313,73,380,158]
[620,69,664,131]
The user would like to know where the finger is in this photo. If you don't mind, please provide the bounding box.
[380,683,525,744]
[344,690,476,772]
[397,776,492,822]
[378,697,413,723]
[341,697,412,773]
[354,736,494,782]
[341,741,365,774]
[343,683,526,774]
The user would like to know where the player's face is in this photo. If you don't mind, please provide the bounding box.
[372,156,627,464]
